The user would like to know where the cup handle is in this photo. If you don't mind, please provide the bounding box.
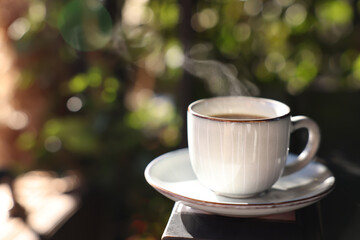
[282,116,321,176]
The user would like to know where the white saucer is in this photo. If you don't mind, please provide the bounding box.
[145,148,335,217]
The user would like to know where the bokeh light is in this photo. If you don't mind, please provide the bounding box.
[285,4,307,26]
[262,1,282,20]
[122,0,152,27]
[265,52,286,73]
[57,0,112,51]
[29,1,46,23]
[165,45,184,69]
[69,74,88,93]
[67,96,83,112]
[6,110,28,130]
[244,0,263,16]
[44,136,62,153]
[233,23,251,42]
[145,52,166,76]
[8,17,30,40]
[316,1,353,25]
[192,8,219,32]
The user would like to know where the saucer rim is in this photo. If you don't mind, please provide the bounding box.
[153,183,335,210]
[144,148,335,209]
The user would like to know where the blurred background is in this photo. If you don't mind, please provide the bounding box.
[0,0,359,239]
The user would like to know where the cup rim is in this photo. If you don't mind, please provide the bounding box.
[188,96,291,122]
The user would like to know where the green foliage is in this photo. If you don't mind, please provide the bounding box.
[57,0,113,51]
[317,1,353,25]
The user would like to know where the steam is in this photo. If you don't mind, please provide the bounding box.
[183,57,260,97]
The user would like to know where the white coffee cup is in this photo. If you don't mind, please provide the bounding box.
[187,96,320,198]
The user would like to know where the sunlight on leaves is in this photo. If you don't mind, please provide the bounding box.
[69,74,88,93]
[317,1,353,24]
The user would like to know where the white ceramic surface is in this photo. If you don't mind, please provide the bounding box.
[187,96,320,197]
[144,148,335,217]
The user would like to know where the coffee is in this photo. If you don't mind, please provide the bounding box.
[211,113,266,120]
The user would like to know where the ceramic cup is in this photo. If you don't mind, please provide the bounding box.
[187,96,320,198]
